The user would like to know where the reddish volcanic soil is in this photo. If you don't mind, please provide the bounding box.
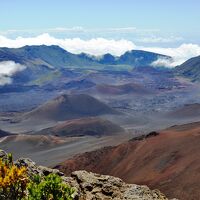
[55,122,200,200]
[37,117,124,137]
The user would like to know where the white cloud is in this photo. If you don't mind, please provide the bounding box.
[0,34,200,67]
[142,43,200,67]
[151,58,174,68]
[47,26,85,33]
[0,61,26,85]
[0,34,135,56]
[136,36,183,43]
[0,26,157,35]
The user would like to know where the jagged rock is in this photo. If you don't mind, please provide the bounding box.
[38,165,64,176]
[68,170,171,200]
[1,151,178,200]
[15,158,64,178]
[0,149,8,161]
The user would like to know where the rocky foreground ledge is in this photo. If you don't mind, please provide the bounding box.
[0,150,177,200]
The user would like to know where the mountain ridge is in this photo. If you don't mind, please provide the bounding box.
[175,55,200,81]
[0,45,171,68]
[0,45,172,88]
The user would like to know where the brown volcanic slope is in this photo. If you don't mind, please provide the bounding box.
[94,82,151,95]
[0,134,68,154]
[21,94,118,122]
[56,122,200,200]
[37,117,124,137]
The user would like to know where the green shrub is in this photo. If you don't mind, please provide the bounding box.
[0,152,75,200]
[27,173,75,200]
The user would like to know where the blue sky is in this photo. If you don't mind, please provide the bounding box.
[1,0,200,64]
[1,0,199,31]
[1,0,200,45]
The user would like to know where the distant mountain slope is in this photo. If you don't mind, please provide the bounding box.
[0,45,171,87]
[0,45,171,69]
[55,121,200,200]
[94,82,151,95]
[0,45,101,85]
[64,79,96,90]
[166,103,200,119]
[37,117,124,137]
[76,50,171,66]
[117,50,171,67]
[175,55,200,81]
[97,53,117,65]
[0,129,12,138]
[0,45,99,68]
[20,94,118,121]
[0,134,68,153]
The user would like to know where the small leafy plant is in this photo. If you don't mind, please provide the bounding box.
[27,173,75,200]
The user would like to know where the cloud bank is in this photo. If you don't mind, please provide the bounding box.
[142,44,200,67]
[0,34,135,56]
[0,34,200,67]
[0,61,26,85]
[151,58,174,68]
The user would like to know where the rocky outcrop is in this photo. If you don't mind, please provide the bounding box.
[0,150,177,200]
[66,170,174,200]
